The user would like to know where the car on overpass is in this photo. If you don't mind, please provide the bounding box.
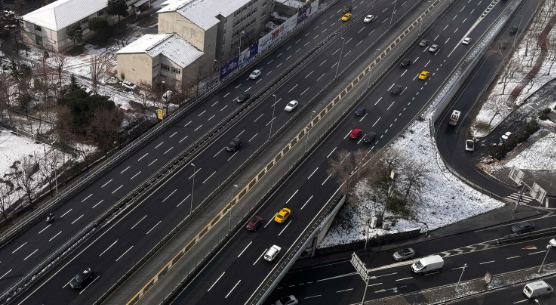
[285,100,298,112]
[275,208,291,223]
[249,69,261,80]
[419,71,430,80]
[342,13,352,22]
[226,138,242,152]
[350,129,362,139]
[429,44,440,53]
[391,84,404,95]
[363,132,376,144]
[364,15,377,23]
[246,216,263,231]
[237,93,251,103]
[264,245,282,262]
[400,59,412,68]
[70,267,93,289]
[355,107,366,116]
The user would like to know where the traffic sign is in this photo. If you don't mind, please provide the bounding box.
[158,109,163,120]
[350,252,369,282]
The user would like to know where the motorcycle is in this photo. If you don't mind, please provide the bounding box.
[46,213,54,223]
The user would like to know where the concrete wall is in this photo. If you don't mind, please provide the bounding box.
[159,12,206,52]
[117,53,154,86]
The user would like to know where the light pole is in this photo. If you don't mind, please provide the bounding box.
[538,242,554,273]
[367,49,380,89]
[389,0,397,28]
[229,184,238,231]
[456,263,468,291]
[512,15,523,50]
[269,94,277,140]
[335,37,346,78]
[305,110,316,152]
[190,163,196,215]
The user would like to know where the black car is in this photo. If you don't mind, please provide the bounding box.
[226,138,242,152]
[237,93,251,103]
[511,221,535,234]
[363,132,376,144]
[510,26,518,34]
[419,39,429,47]
[342,4,352,13]
[400,59,411,68]
[70,267,93,289]
[390,85,404,95]
[355,107,366,116]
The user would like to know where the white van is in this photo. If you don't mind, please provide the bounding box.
[449,110,461,126]
[523,280,553,298]
[411,255,444,274]
[264,245,281,262]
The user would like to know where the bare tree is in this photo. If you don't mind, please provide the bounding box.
[0,179,14,223]
[89,107,124,154]
[90,54,113,94]
[398,160,431,206]
[5,156,38,207]
[51,52,67,98]
[488,95,513,129]
[138,81,156,109]
[37,148,61,197]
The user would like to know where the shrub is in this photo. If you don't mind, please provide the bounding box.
[388,195,410,218]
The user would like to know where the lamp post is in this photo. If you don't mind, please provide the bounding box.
[229,184,238,231]
[389,0,397,28]
[305,110,316,152]
[190,163,196,215]
[367,49,380,89]
[335,37,346,78]
[538,241,554,273]
[269,94,277,140]
[512,15,523,50]
[456,263,468,291]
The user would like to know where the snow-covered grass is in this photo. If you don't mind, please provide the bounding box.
[0,129,47,176]
[319,119,505,249]
[505,131,556,170]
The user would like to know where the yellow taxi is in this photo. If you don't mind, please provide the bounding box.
[274,208,291,223]
[419,71,429,80]
[342,13,352,21]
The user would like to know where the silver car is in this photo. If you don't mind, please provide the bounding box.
[249,69,261,80]
[393,248,415,261]
[429,44,440,53]
[364,15,376,23]
[284,100,298,112]
[275,295,298,305]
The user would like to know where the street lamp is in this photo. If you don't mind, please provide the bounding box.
[229,184,238,231]
[538,239,556,273]
[389,0,397,29]
[190,163,196,215]
[455,263,468,291]
[335,37,346,78]
[305,110,316,152]
[367,49,380,89]
[269,94,277,140]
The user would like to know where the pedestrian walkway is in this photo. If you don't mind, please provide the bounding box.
[505,191,535,205]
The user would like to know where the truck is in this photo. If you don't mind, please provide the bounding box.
[411,255,444,274]
[448,110,461,126]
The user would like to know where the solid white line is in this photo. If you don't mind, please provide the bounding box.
[101,179,112,188]
[112,185,123,194]
[71,214,84,225]
[130,215,147,230]
[301,195,313,210]
[131,171,141,180]
[208,272,225,291]
[238,241,252,258]
[286,190,298,204]
[162,189,177,202]
[120,166,130,174]
[23,249,38,261]
[38,224,51,234]
[81,194,93,202]
[278,222,291,236]
[146,221,161,234]
[99,240,118,257]
[49,231,62,242]
[12,242,27,254]
[225,280,241,298]
[116,246,134,262]
[254,249,267,266]
[60,209,72,218]
[327,147,337,158]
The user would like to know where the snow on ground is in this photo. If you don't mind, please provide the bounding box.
[319,119,505,249]
[505,131,556,170]
[0,129,46,175]
[276,0,305,8]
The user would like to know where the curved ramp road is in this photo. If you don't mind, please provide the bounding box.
[166,0,514,304]
[10,0,419,304]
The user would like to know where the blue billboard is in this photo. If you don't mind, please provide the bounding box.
[220,56,239,80]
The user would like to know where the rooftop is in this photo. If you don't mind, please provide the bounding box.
[23,0,108,31]
[117,34,204,68]
[158,0,251,30]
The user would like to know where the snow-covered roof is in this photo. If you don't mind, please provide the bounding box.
[117,34,204,68]
[158,0,250,30]
[276,0,306,9]
[22,0,108,31]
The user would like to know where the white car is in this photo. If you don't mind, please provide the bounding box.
[249,69,261,80]
[275,295,299,305]
[122,80,137,90]
[465,139,474,152]
[462,37,471,45]
[364,15,376,23]
[284,100,298,112]
[162,90,173,100]
[264,245,281,262]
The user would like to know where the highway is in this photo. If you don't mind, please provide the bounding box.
[9,0,421,303]
[167,0,515,304]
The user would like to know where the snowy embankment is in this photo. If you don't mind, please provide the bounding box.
[319,119,505,249]
[505,131,556,170]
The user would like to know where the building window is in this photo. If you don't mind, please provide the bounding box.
[171,67,181,74]
[97,10,104,16]
[161,63,170,71]
[82,17,89,24]
[34,25,42,31]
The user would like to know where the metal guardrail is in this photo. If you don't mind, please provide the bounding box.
[496,227,556,245]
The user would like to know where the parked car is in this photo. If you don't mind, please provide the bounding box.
[246,216,263,231]
[342,13,352,21]
[465,140,474,152]
[342,4,352,13]
[393,248,415,261]
[249,69,261,80]
[274,208,291,223]
[511,221,535,234]
[237,93,251,103]
[363,132,376,144]
[350,129,362,139]
[226,138,242,152]
[429,44,440,53]
[122,80,137,90]
[284,100,298,112]
[275,295,299,305]
[462,37,472,45]
[419,39,429,47]
[390,84,404,95]
[355,107,366,116]
[419,71,430,80]
[70,267,93,289]
[400,59,412,68]
[364,15,376,23]
[264,245,282,262]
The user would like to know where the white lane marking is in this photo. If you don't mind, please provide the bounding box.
[368,29,375,36]
[235,83,241,89]
[194,125,203,131]
[227,151,238,162]
[278,222,291,236]
[480,260,495,264]
[208,272,226,291]
[401,70,407,77]
[225,280,241,298]
[184,120,192,127]
[146,221,162,235]
[23,249,39,261]
[322,174,331,186]
[203,171,217,184]
[305,71,313,78]
[320,59,327,66]
[189,168,201,180]
[387,102,394,110]
[373,117,381,127]
[220,105,228,112]
[304,41,310,47]
[301,195,313,210]
[148,159,158,166]
[288,84,298,93]
[327,147,337,158]
[131,171,141,180]
[155,142,164,149]
[375,97,383,105]
[245,87,252,92]
[254,249,267,266]
[286,190,298,204]
[317,272,358,282]
[507,256,520,260]
[38,224,51,234]
[453,14,458,20]
[301,87,310,96]
[249,133,258,142]
[513,300,527,304]
[120,166,130,174]
[49,231,62,242]
[396,277,412,282]
[308,167,318,179]
[164,147,173,154]
[254,113,264,122]
[0,269,11,280]
[12,242,27,254]
[264,216,276,228]
[369,283,383,287]
[343,50,351,57]
[81,194,93,202]
[112,185,123,194]
[305,295,321,299]
[130,215,147,230]
[116,246,134,262]
[60,209,72,218]
[223,92,230,98]
[162,189,177,202]
[337,288,353,293]
[359,113,368,122]
[213,148,225,158]
[237,130,245,138]
[424,60,431,67]
[99,240,118,257]
[71,214,84,225]
[529,250,547,255]
[138,153,148,161]
[198,110,206,117]
[211,101,219,107]
[317,73,326,81]
[238,241,252,258]
[180,136,188,143]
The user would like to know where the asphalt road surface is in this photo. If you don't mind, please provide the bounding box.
[167,0,515,304]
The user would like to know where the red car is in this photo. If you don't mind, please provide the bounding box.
[246,216,263,231]
[350,129,362,139]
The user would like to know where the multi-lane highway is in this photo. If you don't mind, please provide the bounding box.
[167,0,516,304]
[10,0,423,303]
